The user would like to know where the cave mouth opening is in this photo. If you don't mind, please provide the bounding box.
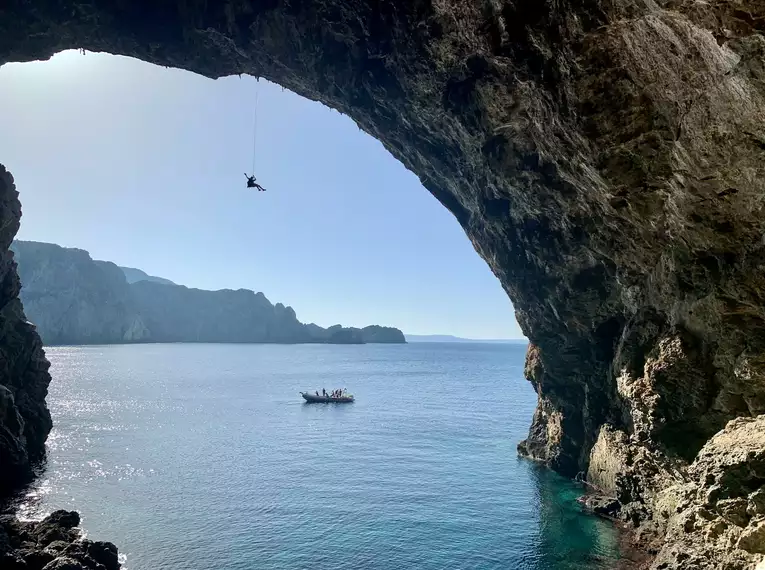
[1,48,523,344]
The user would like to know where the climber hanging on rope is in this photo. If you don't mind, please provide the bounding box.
[245,173,266,192]
[243,81,268,193]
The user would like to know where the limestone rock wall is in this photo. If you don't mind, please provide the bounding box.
[1,0,765,567]
[0,167,51,498]
[12,240,406,345]
[11,241,152,345]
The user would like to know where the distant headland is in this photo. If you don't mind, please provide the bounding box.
[11,240,405,346]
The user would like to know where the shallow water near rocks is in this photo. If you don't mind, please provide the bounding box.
[21,343,620,570]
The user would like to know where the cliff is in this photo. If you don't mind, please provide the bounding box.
[11,242,150,345]
[11,240,405,346]
[0,169,51,499]
[2,0,765,568]
[129,281,311,343]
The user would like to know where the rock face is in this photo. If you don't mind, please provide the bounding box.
[11,242,151,345]
[644,417,765,569]
[0,168,51,499]
[12,241,405,345]
[0,510,121,570]
[130,281,312,343]
[2,0,765,567]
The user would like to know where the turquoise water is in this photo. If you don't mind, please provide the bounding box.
[20,343,619,570]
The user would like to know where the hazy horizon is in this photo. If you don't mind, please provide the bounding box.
[1,50,526,339]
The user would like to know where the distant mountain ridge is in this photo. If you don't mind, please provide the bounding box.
[11,240,405,346]
[405,334,527,343]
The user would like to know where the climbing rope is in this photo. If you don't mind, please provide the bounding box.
[250,81,259,176]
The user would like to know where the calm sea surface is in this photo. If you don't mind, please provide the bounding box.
[19,343,619,570]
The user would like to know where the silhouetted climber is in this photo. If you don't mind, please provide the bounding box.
[245,174,266,192]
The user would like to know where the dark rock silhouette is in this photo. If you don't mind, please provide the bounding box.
[0,168,51,498]
[0,510,120,570]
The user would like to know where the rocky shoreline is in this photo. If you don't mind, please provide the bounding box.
[548,416,765,570]
[3,0,765,567]
[0,509,120,570]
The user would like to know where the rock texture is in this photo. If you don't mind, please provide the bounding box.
[12,240,405,345]
[2,0,765,567]
[0,168,51,499]
[0,510,121,570]
[640,417,765,569]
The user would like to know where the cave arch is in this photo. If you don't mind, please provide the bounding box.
[3,0,765,491]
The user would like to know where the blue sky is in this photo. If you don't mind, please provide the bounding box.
[0,50,524,339]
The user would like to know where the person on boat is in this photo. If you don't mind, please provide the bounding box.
[322,388,327,397]
[244,173,266,192]
[315,390,319,397]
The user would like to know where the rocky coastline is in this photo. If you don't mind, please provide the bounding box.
[0,509,120,570]
[11,240,405,346]
[561,416,765,569]
[0,166,115,568]
[2,0,765,567]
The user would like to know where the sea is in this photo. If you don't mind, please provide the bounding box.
[18,342,621,570]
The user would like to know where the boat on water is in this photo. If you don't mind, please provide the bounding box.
[301,392,354,404]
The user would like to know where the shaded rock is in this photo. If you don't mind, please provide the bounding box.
[62,540,119,570]
[578,494,621,518]
[19,547,55,570]
[0,515,32,547]
[738,519,765,555]
[33,512,80,548]
[749,490,765,517]
[85,541,119,570]
[39,513,80,531]
[0,553,28,570]
[717,498,751,528]
[0,167,52,498]
[41,557,86,570]
[42,542,70,556]
[0,515,118,570]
